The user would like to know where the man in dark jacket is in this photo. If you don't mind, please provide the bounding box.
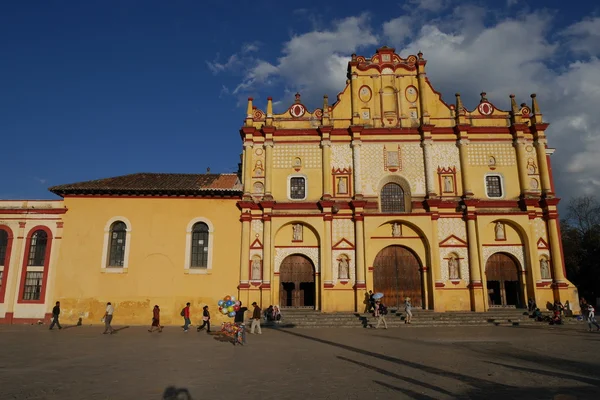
[49,301,62,330]
[250,302,262,334]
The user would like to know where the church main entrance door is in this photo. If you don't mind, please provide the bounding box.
[485,253,522,308]
[279,254,315,309]
[373,245,423,309]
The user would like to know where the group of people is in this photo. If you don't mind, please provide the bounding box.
[366,290,413,329]
[262,305,282,322]
[177,301,264,335]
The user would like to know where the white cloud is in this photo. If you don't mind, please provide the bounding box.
[407,0,449,12]
[561,17,600,56]
[213,6,600,200]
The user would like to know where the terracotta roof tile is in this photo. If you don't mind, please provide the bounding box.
[49,173,242,197]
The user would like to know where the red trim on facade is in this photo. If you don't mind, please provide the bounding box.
[0,208,66,215]
[324,282,334,289]
[261,283,271,289]
[552,282,569,289]
[370,236,421,240]
[274,245,319,249]
[17,225,53,304]
[273,202,321,210]
[354,282,367,289]
[0,225,14,303]
[439,234,468,247]
[535,282,552,288]
[249,238,263,249]
[468,282,483,288]
[238,282,251,289]
[0,314,52,325]
[482,243,523,247]
[435,282,446,288]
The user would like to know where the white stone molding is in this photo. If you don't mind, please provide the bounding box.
[482,245,526,272]
[101,216,132,273]
[184,217,215,274]
[274,247,320,273]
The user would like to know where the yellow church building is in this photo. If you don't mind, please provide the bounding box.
[0,46,579,325]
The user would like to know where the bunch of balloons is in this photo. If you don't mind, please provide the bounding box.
[217,295,241,318]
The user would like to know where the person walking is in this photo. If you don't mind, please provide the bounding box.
[181,302,191,332]
[103,302,114,334]
[374,300,388,329]
[368,290,375,312]
[197,305,211,333]
[404,297,413,324]
[49,301,62,330]
[586,304,600,332]
[250,302,262,334]
[148,305,162,333]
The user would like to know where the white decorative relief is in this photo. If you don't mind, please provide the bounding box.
[274,247,320,273]
[437,218,467,241]
[431,143,461,171]
[468,143,517,166]
[249,249,263,259]
[533,218,547,242]
[252,219,263,237]
[360,143,426,196]
[482,246,526,272]
[332,249,356,284]
[331,144,353,169]
[438,248,470,282]
[273,144,322,169]
[333,219,355,244]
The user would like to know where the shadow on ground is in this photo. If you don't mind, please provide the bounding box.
[277,328,600,399]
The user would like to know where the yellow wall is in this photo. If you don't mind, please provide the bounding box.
[54,197,242,326]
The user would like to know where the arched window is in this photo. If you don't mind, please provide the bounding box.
[380,183,405,213]
[19,226,52,303]
[108,221,127,267]
[27,230,48,266]
[0,229,8,266]
[0,229,9,300]
[191,222,209,268]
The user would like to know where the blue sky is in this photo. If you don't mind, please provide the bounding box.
[1,0,599,200]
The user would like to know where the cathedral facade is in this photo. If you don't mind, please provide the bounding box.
[0,47,579,325]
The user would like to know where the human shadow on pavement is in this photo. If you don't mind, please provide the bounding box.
[163,386,192,399]
[111,326,130,333]
[487,360,600,388]
[276,329,600,399]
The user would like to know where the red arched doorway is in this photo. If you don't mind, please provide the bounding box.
[279,254,316,309]
[373,245,423,309]
[485,252,522,308]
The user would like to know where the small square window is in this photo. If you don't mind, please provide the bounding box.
[486,176,503,198]
[290,177,306,200]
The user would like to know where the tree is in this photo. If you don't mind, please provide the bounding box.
[562,196,600,302]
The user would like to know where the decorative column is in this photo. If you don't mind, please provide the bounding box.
[421,139,436,196]
[243,142,254,195]
[262,215,272,288]
[264,140,273,197]
[430,212,441,310]
[351,140,363,197]
[457,139,473,197]
[534,138,552,195]
[352,200,367,311]
[514,138,530,194]
[239,213,251,292]
[546,217,566,283]
[416,51,430,125]
[465,207,484,311]
[321,139,332,198]
[323,215,333,294]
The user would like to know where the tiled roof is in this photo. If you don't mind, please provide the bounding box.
[49,173,242,197]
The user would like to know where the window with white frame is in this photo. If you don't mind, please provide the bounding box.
[289,176,306,200]
[485,175,503,198]
[185,218,214,273]
[190,222,209,268]
[101,217,132,272]
[107,221,127,267]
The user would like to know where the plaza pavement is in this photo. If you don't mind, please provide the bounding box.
[0,322,599,399]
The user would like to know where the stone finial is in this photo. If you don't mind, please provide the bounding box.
[455,93,464,110]
[206,167,211,173]
[245,97,254,126]
[480,92,488,103]
[266,97,273,116]
[510,94,519,113]
[323,95,329,110]
[520,103,527,107]
[531,93,542,123]
[417,51,423,60]
[295,93,301,103]
[351,53,357,61]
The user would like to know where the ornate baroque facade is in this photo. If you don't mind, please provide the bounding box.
[0,47,579,325]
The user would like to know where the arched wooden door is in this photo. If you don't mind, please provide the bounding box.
[279,255,315,309]
[373,245,423,309]
[485,253,522,308]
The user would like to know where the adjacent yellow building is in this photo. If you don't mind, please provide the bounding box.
[0,46,580,325]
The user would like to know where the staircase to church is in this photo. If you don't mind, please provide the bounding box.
[271,308,538,328]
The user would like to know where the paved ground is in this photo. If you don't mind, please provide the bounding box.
[0,321,599,400]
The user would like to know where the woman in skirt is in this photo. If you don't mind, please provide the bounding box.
[148,305,163,332]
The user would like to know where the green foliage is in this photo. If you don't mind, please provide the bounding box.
[562,196,600,301]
